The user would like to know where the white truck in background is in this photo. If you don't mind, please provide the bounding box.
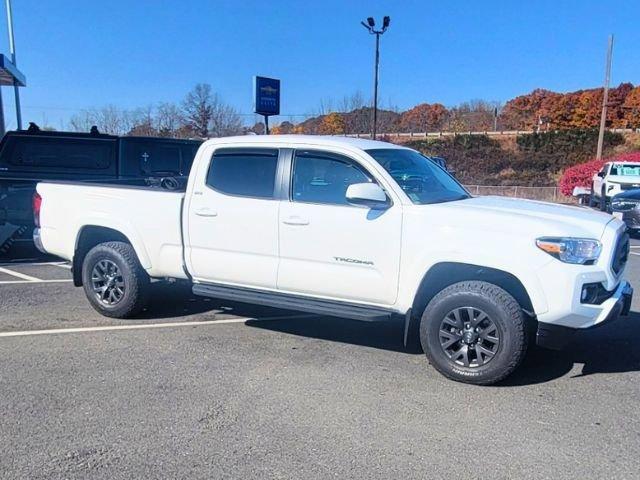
[34,136,632,385]
[591,160,640,210]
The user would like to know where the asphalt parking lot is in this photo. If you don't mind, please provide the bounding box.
[1,243,640,479]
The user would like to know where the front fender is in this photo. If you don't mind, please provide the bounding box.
[397,250,550,316]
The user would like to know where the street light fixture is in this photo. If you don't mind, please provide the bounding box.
[361,15,390,140]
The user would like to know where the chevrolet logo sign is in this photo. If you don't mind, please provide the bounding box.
[260,85,278,95]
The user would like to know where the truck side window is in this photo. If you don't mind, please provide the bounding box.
[206,148,279,199]
[292,151,372,206]
[0,135,115,174]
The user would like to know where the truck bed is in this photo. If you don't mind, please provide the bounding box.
[36,180,188,279]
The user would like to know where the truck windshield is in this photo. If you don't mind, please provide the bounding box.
[366,148,470,205]
[610,164,640,176]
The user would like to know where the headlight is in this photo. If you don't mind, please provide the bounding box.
[535,237,602,264]
[611,198,640,211]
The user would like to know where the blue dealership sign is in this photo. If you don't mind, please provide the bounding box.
[253,76,280,116]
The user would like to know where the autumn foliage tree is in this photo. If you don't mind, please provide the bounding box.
[319,112,346,135]
[399,103,448,132]
[500,83,637,131]
[622,86,640,128]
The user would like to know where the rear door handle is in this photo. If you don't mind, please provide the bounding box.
[194,208,218,217]
[282,215,309,226]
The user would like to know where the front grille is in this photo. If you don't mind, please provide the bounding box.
[611,201,639,212]
[612,232,630,275]
[620,183,640,191]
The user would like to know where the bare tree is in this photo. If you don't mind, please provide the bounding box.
[209,95,243,137]
[317,97,335,116]
[155,102,183,137]
[339,91,368,134]
[339,91,366,112]
[182,83,214,137]
[68,110,95,133]
[128,105,157,136]
[181,83,242,138]
[96,105,132,135]
[68,105,132,135]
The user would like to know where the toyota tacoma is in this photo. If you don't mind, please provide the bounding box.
[33,136,633,385]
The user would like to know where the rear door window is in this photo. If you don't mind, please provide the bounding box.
[206,148,279,199]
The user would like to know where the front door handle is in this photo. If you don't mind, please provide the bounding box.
[282,215,309,226]
[194,208,218,217]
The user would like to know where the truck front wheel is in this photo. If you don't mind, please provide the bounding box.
[419,281,527,385]
[82,241,149,318]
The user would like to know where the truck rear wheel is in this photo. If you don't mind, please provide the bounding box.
[82,241,149,318]
[419,281,527,385]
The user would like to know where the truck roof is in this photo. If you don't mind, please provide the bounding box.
[203,135,407,151]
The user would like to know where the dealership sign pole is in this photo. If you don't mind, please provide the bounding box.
[253,76,280,135]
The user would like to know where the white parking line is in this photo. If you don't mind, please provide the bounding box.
[0,266,41,282]
[0,314,315,338]
[0,279,73,285]
[49,263,72,270]
[630,252,640,257]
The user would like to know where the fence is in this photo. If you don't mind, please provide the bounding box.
[463,185,573,203]
[342,127,640,140]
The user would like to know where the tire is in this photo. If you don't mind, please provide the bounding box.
[600,186,607,211]
[419,281,527,385]
[82,241,149,318]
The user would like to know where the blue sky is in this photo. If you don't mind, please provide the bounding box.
[0,0,638,129]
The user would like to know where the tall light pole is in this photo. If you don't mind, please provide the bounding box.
[361,16,390,140]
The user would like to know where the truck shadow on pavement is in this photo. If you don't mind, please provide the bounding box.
[501,311,640,386]
[138,283,314,320]
[138,285,640,386]
[245,309,640,386]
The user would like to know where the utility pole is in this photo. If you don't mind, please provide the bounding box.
[596,35,614,160]
[361,16,390,140]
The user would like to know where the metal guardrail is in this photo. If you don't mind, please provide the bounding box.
[463,185,571,203]
[342,128,640,139]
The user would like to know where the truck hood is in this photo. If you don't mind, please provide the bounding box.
[430,196,614,239]
[606,175,640,186]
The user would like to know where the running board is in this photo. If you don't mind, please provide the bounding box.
[192,283,395,322]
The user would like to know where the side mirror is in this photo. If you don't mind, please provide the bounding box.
[346,183,390,209]
[597,171,605,178]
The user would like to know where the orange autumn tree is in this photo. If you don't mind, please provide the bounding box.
[500,83,635,130]
[399,103,448,132]
[622,86,640,128]
[319,112,346,135]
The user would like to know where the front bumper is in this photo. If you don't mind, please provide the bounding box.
[536,280,633,350]
[611,208,640,231]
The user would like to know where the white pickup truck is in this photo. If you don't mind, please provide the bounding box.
[591,160,640,210]
[34,136,633,385]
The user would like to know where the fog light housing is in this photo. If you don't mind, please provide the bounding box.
[580,282,615,305]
